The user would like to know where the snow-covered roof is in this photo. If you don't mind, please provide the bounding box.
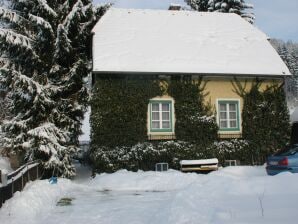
[92,8,290,76]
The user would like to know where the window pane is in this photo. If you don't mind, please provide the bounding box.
[162,121,170,129]
[152,121,160,129]
[230,120,237,128]
[162,112,170,120]
[152,112,159,120]
[162,103,170,111]
[220,120,227,128]
[219,104,227,111]
[229,104,236,111]
[220,112,227,119]
[229,112,236,119]
[152,103,159,111]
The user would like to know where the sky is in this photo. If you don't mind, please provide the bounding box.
[93,0,298,42]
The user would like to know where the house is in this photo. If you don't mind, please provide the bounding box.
[91,8,290,145]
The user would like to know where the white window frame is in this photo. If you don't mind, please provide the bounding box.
[216,99,241,133]
[148,98,174,134]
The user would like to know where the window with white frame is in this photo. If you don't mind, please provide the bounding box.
[218,100,240,131]
[149,100,173,132]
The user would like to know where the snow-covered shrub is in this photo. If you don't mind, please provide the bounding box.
[208,139,251,165]
[90,139,258,173]
[90,141,209,172]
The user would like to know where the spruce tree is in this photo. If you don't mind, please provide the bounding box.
[185,0,255,24]
[271,39,298,107]
[0,0,108,177]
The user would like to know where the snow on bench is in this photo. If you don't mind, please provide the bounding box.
[180,158,218,172]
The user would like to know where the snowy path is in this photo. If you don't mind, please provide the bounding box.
[44,189,173,224]
[1,166,298,224]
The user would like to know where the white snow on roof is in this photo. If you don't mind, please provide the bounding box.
[92,8,290,76]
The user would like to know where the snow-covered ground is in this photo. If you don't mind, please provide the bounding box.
[0,157,12,173]
[1,166,298,224]
[79,107,90,142]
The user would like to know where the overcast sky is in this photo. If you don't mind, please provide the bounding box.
[94,0,298,42]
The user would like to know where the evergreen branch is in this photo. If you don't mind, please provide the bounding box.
[37,0,57,18]
[28,122,70,144]
[0,7,24,24]
[63,0,84,33]
[53,24,72,64]
[0,56,11,68]
[0,28,33,50]
[28,13,54,35]
[0,68,52,104]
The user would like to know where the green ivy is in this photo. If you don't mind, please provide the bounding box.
[90,75,221,172]
[239,80,291,164]
[90,75,162,148]
[168,76,218,145]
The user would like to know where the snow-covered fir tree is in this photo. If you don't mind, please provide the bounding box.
[271,39,298,109]
[185,0,254,23]
[0,0,108,177]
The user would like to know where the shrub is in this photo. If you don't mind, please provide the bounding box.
[208,139,252,165]
[90,141,214,172]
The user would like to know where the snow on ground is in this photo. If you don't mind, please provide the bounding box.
[78,107,90,142]
[1,166,298,224]
[290,106,298,123]
[0,157,13,173]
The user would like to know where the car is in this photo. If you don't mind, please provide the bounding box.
[266,144,298,175]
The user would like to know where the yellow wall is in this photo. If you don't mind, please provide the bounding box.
[204,78,283,111]
[148,77,284,139]
[203,77,283,138]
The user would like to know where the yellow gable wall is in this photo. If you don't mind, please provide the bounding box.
[149,77,284,140]
[203,77,284,138]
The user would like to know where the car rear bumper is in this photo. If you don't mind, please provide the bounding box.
[266,166,298,175]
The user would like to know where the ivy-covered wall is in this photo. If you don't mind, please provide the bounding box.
[90,75,218,172]
[90,75,162,147]
[90,75,291,172]
[168,76,218,145]
[233,79,291,164]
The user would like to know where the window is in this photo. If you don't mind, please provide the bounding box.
[149,100,173,132]
[218,100,240,131]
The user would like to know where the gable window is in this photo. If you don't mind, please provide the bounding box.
[218,100,240,131]
[149,100,173,132]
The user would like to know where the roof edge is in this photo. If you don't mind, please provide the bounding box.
[92,70,291,78]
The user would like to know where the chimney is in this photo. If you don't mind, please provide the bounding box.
[168,3,181,11]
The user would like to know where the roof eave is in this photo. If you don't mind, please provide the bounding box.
[92,70,291,78]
